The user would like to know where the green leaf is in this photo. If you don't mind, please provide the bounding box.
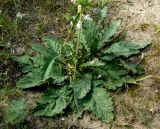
[99,20,121,48]
[30,54,45,67]
[99,6,108,21]
[71,74,92,99]
[45,62,67,84]
[104,76,137,90]
[105,41,150,57]
[44,37,62,54]
[121,61,144,75]
[21,65,34,73]
[31,43,47,54]
[16,68,44,89]
[83,88,114,122]
[97,60,127,79]
[79,30,89,52]
[34,87,69,116]
[101,54,115,61]
[43,58,56,81]
[82,20,98,53]
[15,55,31,65]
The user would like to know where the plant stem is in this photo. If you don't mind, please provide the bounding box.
[73,28,80,80]
[100,0,105,8]
[73,13,82,80]
[60,24,73,63]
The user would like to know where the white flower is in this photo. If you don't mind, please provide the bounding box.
[70,21,73,27]
[71,0,76,4]
[97,74,102,79]
[61,117,65,121]
[16,12,26,19]
[77,5,82,13]
[76,20,82,29]
[84,15,93,21]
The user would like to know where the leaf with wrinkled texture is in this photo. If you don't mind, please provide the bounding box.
[43,58,56,81]
[104,76,137,90]
[71,74,92,99]
[34,87,69,116]
[31,43,47,54]
[105,41,150,57]
[83,88,114,122]
[82,20,98,54]
[44,37,62,54]
[16,68,44,89]
[99,20,121,48]
[99,6,107,21]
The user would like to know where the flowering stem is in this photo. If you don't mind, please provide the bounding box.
[73,9,82,80]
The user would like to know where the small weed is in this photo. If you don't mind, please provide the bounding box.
[3,99,28,127]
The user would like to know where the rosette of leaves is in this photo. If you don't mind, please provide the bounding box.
[15,13,150,123]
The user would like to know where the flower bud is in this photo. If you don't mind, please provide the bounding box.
[16,12,23,19]
[16,12,26,19]
[76,20,82,29]
[71,0,76,4]
[77,5,82,13]
[70,21,73,26]
[84,15,93,21]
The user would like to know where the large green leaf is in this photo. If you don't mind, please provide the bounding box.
[104,76,137,90]
[44,61,67,84]
[30,53,45,67]
[31,43,47,54]
[83,88,114,122]
[99,20,121,48]
[44,37,62,54]
[15,55,31,65]
[105,41,150,57]
[79,30,89,52]
[34,87,69,116]
[97,60,128,79]
[43,58,56,81]
[99,6,108,21]
[71,74,92,99]
[82,20,98,53]
[16,68,44,89]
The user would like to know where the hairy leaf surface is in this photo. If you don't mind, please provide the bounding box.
[34,87,69,116]
[83,88,114,122]
[83,20,98,53]
[71,74,92,99]
[104,76,137,90]
[44,37,62,54]
[105,41,150,57]
[43,58,56,81]
[99,7,108,21]
[17,68,44,89]
[99,20,121,48]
